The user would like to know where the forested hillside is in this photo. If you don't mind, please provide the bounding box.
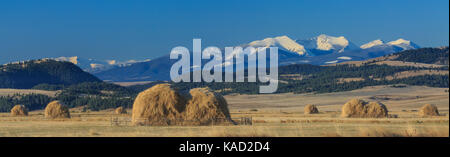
[135,64,448,95]
[392,47,449,65]
[0,59,101,89]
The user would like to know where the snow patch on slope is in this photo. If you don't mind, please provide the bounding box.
[325,60,339,64]
[337,56,352,60]
[54,56,79,65]
[360,39,384,49]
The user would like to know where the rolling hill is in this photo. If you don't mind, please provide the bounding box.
[0,59,101,89]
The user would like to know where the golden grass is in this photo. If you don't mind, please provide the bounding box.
[358,125,449,137]
[0,85,448,137]
[0,89,59,97]
[0,110,448,137]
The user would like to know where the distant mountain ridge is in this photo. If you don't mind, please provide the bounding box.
[2,34,424,82]
[297,34,360,54]
[0,59,101,89]
[244,34,418,57]
[94,34,425,82]
[53,56,150,73]
[360,38,420,50]
[247,36,308,55]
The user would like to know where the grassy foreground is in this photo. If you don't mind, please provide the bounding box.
[0,85,448,137]
[0,110,448,137]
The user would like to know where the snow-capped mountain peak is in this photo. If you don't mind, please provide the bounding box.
[53,56,150,73]
[360,38,420,51]
[107,60,117,65]
[360,39,384,49]
[387,38,420,50]
[90,63,104,69]
[296,34,359,54]
[316,34,350,52]
[387,38,410,45]
[248,35,308,55]
[54,56,79,65]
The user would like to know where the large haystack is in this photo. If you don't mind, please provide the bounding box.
[184,88,234,125]
[418,104,439,117]
[115,107,127,114]
[304,104,319,114]
[365,102,389,118]
[10,105,28,116]
[131,84,186,125]
[341,99,388,118]
[131,84,236,126]
[45,101,71,119]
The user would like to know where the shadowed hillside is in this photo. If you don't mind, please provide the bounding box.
[0,59,101,89]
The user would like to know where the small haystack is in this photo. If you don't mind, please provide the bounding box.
[341,99,388,118]
[115,107,127,114]
[184,88,234,125]
[131,84,186,125]
[10,105,28,116]
[304,104,319,114]
[45,100,71,119]
[418,104,439,117]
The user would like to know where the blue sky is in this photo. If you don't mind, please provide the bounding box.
[0,0,448,63]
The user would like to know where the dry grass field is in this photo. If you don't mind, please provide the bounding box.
[0,85,448,137]
[0,89,59,97]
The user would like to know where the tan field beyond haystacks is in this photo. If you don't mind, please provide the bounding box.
[341,99,388,118]
[304,104,319,114]
[131,84,234,126]
[10,105,28,116]
[45,100,71,119]
[184,88,234,125]
[418,104,439,117]
[115,107,127,114]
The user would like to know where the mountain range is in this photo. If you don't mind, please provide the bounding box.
[52,56,150,73]
[93,34,421,82]
[0,45,447,91]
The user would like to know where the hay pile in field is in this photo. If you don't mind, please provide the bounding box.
[304,104,319,114]
[131,84,186,125]
[418,104,439,117]
[184,88,234,125]
[341,99,388,118]
[45,101,71,119]
[131,84,234,126]
[10,105,28,116]
[115,107,127,114]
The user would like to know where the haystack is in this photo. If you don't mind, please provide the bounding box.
[418,104,439,117]
[341,99,388,118]
[45,101,71,119]
[304,104,319,114]
[10,105,28,116]
[131,84,186,125]
[184,88,234,125]
[131,84,236,126]
[115,107,127,114]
